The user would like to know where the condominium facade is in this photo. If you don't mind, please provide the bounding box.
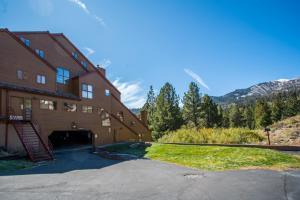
[0,28,151,161]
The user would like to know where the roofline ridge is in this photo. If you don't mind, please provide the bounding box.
[4,29,56,72]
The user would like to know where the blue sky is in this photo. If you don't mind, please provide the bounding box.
[1,0,300,108]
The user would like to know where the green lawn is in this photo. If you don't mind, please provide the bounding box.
[0,159,33,172]
[104,143,300,171]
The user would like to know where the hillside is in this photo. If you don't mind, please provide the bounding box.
[212,77,300,105]
[269,115,300,146]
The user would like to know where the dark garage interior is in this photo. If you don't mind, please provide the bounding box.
[48,130,93,149]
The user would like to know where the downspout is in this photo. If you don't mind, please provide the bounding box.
[5,89,9,150]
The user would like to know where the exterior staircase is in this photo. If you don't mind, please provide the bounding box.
[12,120,53,162]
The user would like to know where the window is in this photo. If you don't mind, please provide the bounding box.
[82,83,93,99]
[105,89,110,96]
[81,61,87,69]
[117,111,124,122]
[101,112,111,127]
[72,52,78,59]
[35,49,45,58]
[19,36,30,47]
[56,67,70,84]
[64,103,77,112]
[82,105,93,113]
[36,75,46,84]
[40,100,56,110]
[17,70,23,80]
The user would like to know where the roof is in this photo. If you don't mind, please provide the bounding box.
[0,81,80,100]
[12,30,121,95]
[0,29,57,72]
[51,33,121,95]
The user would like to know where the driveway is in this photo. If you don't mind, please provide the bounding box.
[0,148,300,200]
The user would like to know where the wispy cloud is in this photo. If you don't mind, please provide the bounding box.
[184,68,210,90]
[67,0,89,14]
[66,0,105,27]
[94,15,106,27]
[112,78,146,109]
[99,58,112,68]
[83,47,95,57]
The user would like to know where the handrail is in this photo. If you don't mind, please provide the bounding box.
[31,117,54,157]
[29,121,53,159]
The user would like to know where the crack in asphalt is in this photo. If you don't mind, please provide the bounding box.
[282,173,289,200]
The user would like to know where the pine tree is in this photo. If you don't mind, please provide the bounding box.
[229,104,242,127]
[271,93,284,122]
[216,105,224,127]
[284,91,299,118]
[152,82,182,139]
[255,100,272,128]
[182,82,202,128]
[142,86,156,130]
[244,105,255,129]
[200,95,218,128]
[222,109,230,128]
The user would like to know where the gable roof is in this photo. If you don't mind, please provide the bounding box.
[1,29,56,72]
[13,30,121,95]
[52,33,121,95]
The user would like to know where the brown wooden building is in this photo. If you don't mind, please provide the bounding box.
[0,28,151,161]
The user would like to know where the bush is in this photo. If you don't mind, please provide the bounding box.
[158,128,265,144]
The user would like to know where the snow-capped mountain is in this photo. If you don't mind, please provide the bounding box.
[212,77,300,105]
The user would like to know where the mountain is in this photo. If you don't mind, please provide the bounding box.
[212,77,300,105]
[130,108,141,115]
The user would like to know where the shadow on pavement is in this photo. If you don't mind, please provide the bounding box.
[0,148,122,176]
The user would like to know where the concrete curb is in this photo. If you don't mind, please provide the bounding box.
[160,143,300,151]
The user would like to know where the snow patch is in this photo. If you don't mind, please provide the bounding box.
[277,79,290,83]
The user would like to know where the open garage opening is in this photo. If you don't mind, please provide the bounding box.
[48,130,93,151]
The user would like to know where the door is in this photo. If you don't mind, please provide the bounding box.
[9,97,32,120]
[23,99,32,120]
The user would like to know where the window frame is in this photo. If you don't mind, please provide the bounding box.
[56,67,70,84]
[82,105,93,113]
[36,74,46,84]
[63,102,77,112]
[40,99,57,111]
[35,49,45,58]
[105,89,110,96]
[72,52,78,59]
[82,83,93,99]
[17,69,24,80]
[81,61,87,69]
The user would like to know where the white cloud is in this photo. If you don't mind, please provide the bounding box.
[83,47,95,57]
[112,78,146,109]
[66,0,106,27]
[67,0,89,14]
[99,59,112,68]
[184,68,210,90]
[94,15,106,27]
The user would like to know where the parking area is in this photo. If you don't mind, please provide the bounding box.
[0,149,300,200]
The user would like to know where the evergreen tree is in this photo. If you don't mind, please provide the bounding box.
[244,105,255,129]
[284,91,300,117]
[216,105,224,127]
[152,82,182,139]
[271,93,284,122]
[229,104,242,127]
[255,100,272,128]
[182,82,202,128]
[222,109,230,128]
[200,95,218,128]
[142,86,156,130]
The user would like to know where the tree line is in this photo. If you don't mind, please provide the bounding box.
[142,82,300,140]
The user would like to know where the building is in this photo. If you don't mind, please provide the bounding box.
[0,28,151,161]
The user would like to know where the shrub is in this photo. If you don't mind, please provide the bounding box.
[158,128,265,144]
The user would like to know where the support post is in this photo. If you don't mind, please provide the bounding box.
[4,89,9,150]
